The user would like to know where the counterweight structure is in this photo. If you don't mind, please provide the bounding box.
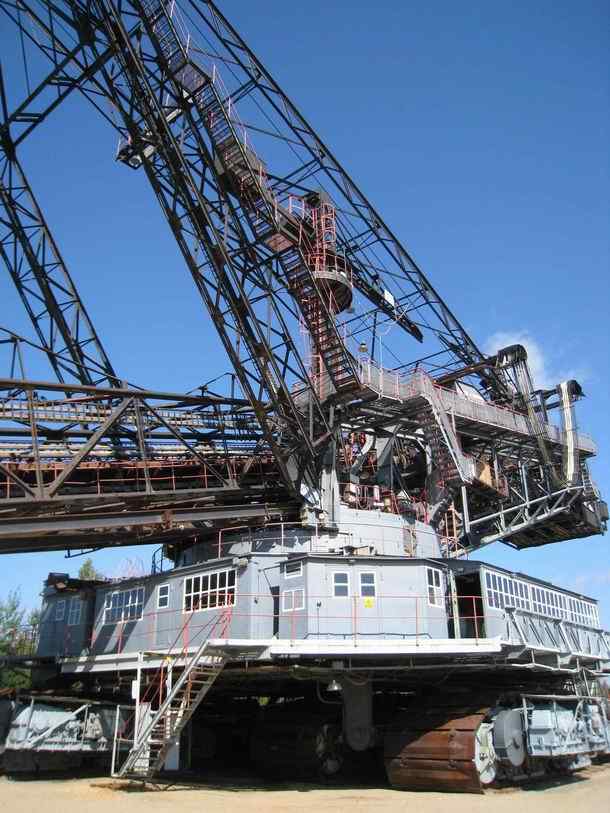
[0,0,608,793]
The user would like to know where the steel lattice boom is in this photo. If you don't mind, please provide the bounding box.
[0,0,605,555]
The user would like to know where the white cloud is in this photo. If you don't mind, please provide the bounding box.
[484,330,553,389]
[571,569,610,590]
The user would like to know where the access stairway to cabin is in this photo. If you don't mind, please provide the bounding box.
[113,633,229,779]
[580,461,598,499]
[420,405,463,524]
[140,0,187,73]
[190,55,359,401]
[417,376,476,498]
[196,82,277,241]
[136,2,359,401]
[138,0,270,236]
[283,246,360,398]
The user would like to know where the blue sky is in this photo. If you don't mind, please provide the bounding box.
[0,1,608,621]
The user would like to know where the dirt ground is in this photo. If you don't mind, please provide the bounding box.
[2,764,610,813]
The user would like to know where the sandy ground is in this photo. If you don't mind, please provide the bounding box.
[2,764,610,813]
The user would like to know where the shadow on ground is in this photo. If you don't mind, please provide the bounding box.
[91,763,610,796]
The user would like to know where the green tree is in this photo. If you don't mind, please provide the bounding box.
[28,608,41,629]
[78,558,104,581]
[0,590,34,689]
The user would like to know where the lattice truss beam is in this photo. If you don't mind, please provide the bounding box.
[0,3,121,387]
[0,2,512,477]
[0,372,291,553]
[0,1,604,557]
[0,152,120,386]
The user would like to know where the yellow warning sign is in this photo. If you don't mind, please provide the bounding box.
[363,597,375,609]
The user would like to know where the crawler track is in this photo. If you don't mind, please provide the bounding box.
[384,706,489,793]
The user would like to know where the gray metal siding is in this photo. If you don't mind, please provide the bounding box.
[251,560,278,640]
[39,558,460,657]
[281,560,448,641]
[90,562,245,656]
[37,594,92,658]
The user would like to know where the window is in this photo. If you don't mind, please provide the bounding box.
[55,599,66,622]
[489,573,500,607]
[485,572,495,607]
[359,572,376,598]
[427,568,443,607]
[568,597,578,623]
[483,569,598,628]
[157,584,170,609]
[104,587,144,624]
[515,581,530,611]
[333,572,349,598]
[284,561,302,579]
[282,588,304,611]
[67,598,82,626]
[184,569,236,613]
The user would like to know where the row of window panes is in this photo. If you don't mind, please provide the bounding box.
[284,561,302,578]
[282,588,304,611]
[485,571,599,626]
[157,584,170,609]
[485,572,530,612]
[184,569,236,612]
[103,587,144,624]
[427,568,443,607]
[566,595,598,627]
[332,572,376,598]
[55,597,82,626]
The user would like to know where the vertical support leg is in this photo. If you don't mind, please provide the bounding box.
[461,485,471,534]
[26,390,44,498]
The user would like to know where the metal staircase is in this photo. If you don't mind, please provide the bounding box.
[195,74,360,398]
[122,1,359,405]
[420,380,474,476]
[580,462,597,499]
[421,407,460,487]
[286,259,359,398]
[417,378,475,525]
[113,611,231,779]
[140,0,187,74]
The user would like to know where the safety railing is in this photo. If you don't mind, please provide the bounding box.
[110,605,231,776]
[150,546,171,575]
[0,438,261,461]
[504,608,610,659]
[0,453,280,500]
[67,593,489,658]
[53,592,609,663]
[216,521,330,558]
[0,399,258,431]
[210,520,448,559]
[355,363,597,454]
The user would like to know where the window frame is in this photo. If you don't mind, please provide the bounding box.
[182,568,236,614]
[157,583,170,610]
[55,599,66,622]
[332,571,350,598]
[282,587,305,612]
[67,597,82,626]
[359,571,376,598]
[426,567,443,607]
[284,561,303,580]
[103,586,145,625]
